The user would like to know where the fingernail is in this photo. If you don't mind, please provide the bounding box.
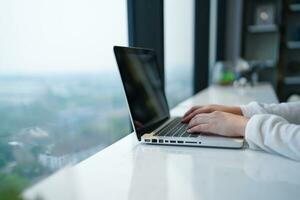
[187,129,191,132]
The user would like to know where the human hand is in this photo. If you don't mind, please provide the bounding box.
[182,104,242,123]
[187,111,248,137]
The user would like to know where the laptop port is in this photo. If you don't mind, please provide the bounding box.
[165,140,169,143]
[185,141,197,144]
[159,139,164,143]
[170,140,176,143]
[145,139,151,142]
[177,141,184,144]
[152,139,157,143]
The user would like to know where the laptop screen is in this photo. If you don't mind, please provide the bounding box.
[114,46,170,140]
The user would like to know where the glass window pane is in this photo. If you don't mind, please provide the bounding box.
[164,0,195,108]
[0,0,129,194]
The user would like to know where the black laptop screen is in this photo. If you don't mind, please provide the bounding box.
[114,46,170,140]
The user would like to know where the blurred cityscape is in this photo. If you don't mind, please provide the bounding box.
[0,66,191,198]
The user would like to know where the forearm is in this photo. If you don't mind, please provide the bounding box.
[245,114,300,161]
[241,101,300,124]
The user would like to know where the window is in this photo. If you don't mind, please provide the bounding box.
[0,0,129,195]
[164,0,195,108]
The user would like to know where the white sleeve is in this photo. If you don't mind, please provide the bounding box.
[240,101,300,124]
[245,114,300,161]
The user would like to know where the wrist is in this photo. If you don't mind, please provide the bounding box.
[229,106,243,116]
[239,117,249,136]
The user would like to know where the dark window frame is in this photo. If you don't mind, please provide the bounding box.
[127,0,210,95]
[193,0,210,93]
[127,0,165,85]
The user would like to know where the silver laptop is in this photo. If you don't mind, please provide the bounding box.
[114,46,244,148]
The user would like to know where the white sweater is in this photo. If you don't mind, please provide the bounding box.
[241,101,300,161]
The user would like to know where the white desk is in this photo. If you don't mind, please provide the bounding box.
[24,84,300,200]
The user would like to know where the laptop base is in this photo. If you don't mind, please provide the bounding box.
[141,134,244,149]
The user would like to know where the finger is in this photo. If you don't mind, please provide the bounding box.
[183,106,201,118]
[182,109,203,123]
[187,124,210,133]
[182,107,212,123]
[187,114,210,129]
[183,106,199,117]
[182,110,200,123]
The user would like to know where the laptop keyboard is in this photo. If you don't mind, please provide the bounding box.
[154,117,198,138]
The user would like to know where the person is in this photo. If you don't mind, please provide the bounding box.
[181,101,300,161]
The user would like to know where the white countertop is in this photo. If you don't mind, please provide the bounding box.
[24,84,300,200]
[171,83,278,116]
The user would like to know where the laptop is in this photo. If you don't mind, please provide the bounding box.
[114,46,244,148]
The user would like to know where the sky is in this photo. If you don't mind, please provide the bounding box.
[0,0,128,74]
[0,0,194,75]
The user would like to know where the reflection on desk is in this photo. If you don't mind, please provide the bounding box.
[128,145,300,200]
